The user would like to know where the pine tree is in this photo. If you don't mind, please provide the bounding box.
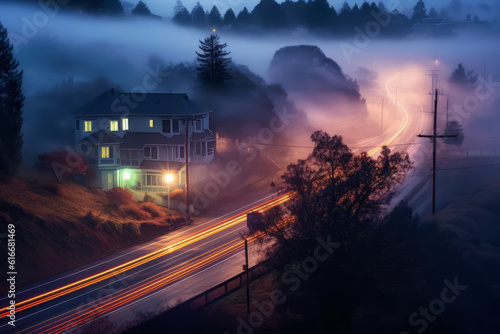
[0,22,24,180]
[102,0,123,14]
[207,6,222,27]
[132,1,151,15]
[190,1,206,27]
[236,7,251,28]
[411,0,427,22]
[223,8,236,26]
[196,34,232,87]
[173,0,191,25]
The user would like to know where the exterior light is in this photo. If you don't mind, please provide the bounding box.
[165,173,174,183]
[123,172,130,180]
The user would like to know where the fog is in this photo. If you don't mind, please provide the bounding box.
[1,3,499,168]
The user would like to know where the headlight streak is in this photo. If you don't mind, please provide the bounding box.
[0,194,291,320]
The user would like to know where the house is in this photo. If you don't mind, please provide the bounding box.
[75,89,215,193]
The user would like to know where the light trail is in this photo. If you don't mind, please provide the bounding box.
[0,193,291,319]
[368,73,411,157]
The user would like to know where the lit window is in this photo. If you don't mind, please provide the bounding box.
[110,120,119,132]
[101,146,113,159]
[149,119,154,128]
[122,118,129,131]
[84,121,92,132]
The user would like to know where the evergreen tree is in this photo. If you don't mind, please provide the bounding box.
[222,8,236,26]
[305,0,335,30]
[411,0,427,22]
[196,34,232,87]
[0,22,24,180]
[102,0,123,14]
[207,6,222,27]
[428,7,439,18]
[444,120,464,146]
[251,0,288,29]
[377,1,386,11]
[190,1,206,27]
[449,63,477,87]
[236,7,251,28]
[132,1,151,15]
[173,0,191,25]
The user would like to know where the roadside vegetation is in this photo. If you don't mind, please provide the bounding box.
[0,171,182,290]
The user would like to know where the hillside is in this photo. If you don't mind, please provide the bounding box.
[0,171,183,289]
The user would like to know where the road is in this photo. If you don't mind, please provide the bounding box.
[0,72,432,334]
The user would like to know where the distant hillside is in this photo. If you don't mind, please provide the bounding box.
[0,172,182,289]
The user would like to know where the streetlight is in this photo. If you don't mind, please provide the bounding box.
[165,173,173,208]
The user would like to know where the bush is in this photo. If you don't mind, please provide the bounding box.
[169,189,184,202]
[143,192,155,204]
[82,211,103,228]
[106,187,135,208]
[121,204,152,220]
[140,202,163,218]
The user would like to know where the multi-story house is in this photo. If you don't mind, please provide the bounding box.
[75,89,215,192]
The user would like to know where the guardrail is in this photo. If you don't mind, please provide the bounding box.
[171,261,269,313]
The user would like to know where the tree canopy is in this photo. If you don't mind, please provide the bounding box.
[195,34,232,87]
[132,1,151,15]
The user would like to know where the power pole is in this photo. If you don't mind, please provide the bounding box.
[418,89,457,214]
[184,119,190,221]
[244,238,250,316]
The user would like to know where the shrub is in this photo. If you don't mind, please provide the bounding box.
[169,189,184,202]
[106,187,135,208]
[140,202,163,218]
[143,192,155,204]
[82,210,103,228]
[121,204,152,220]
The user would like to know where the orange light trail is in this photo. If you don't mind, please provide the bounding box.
[0,193,291,319]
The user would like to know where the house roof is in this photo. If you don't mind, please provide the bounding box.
[75,89,209,117]
[81,130,124,145]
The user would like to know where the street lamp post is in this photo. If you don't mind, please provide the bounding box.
[165,173,173,209]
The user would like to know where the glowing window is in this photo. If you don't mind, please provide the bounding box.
[84,121,92,132]
[149,119,154,128]
[122,118,129,131]
[110,120,119,131]
[101,146,112,159]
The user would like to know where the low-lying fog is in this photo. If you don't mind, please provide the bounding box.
[1,3,499,166]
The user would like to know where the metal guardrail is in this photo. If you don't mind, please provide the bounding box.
[165,261,269,313]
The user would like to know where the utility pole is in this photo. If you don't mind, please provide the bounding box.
[418,90,457,214]
[184,119,190,221]
[244,238,250,316]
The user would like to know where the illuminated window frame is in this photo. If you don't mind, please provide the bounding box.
[110,120,119,132]
[101,146,111,159]
[84,121,92,132]
[122,118,129,131]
